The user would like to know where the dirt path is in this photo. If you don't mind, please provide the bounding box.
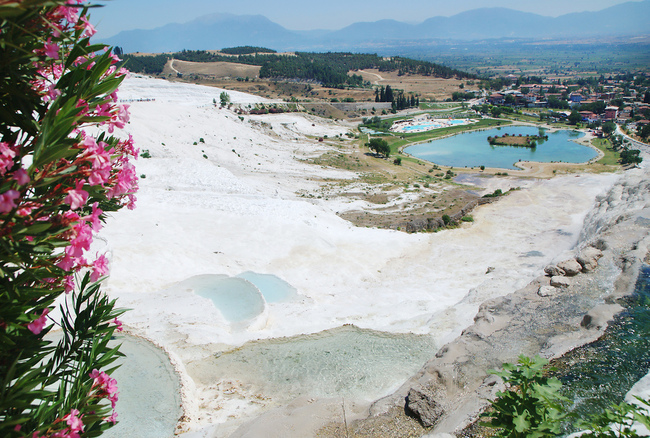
[357,69,384,85]
[168,59,180,74]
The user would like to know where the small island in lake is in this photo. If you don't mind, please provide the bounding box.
[487,132,549,148]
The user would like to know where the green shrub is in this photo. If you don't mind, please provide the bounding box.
[482,355,568,437]
[0,2,138,436]
[483,356,650,438]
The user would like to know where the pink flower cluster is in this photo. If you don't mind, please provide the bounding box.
[0,1,138,336]
[89,369,119,423]
[29,408,84,438]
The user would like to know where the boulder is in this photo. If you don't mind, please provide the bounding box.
[406,218,428,233]
[427,217,445,230]
[406,386,445,428]
[580,304,624,330]
[556,259,582,276]
[577,247,603,272]
[544,265,565,277]
[550,276,571,288]
[537,285,557,297]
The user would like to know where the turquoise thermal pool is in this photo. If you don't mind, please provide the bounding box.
[173,272,298,324]
[103,335,181,438]
[189,325,437,402]
[235,271,298,303]
[404,126,598,169]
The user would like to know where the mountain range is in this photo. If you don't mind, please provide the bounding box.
[103,1,650,53]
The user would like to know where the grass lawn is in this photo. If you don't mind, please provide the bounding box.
[592,138,621,166]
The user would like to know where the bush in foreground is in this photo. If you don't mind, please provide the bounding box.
[1,2,138,436]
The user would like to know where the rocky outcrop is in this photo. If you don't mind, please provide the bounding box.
[405,386,445,427]
[550,275,571,288]
[544,265,565,277]
[404,199,486,233]
[577,247,604,272]
[364,166,650,435]
[556,259,582,276]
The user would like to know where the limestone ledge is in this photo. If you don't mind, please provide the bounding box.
[367,166,650,435]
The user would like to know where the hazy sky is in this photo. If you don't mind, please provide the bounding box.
[90,0,643,39]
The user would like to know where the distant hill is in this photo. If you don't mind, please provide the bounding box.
[104,13,298,53]
[103,1,650,54]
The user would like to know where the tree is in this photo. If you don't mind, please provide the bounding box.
[220,91,231,106]
[602,121,617,136]
[639,124,650,140]
[568,110,582,125]
[367,138,390,157]
[1,2,138,437]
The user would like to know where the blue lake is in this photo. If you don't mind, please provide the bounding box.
[404,126,598,170]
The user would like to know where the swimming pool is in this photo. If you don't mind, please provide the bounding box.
[394,119,472,133]
[404,126,598,170]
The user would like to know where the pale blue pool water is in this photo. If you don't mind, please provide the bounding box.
[190,325,437,402]
[179,275,266,323]
[103,335,181,438]
[235,271,298,303]
[403,124,445,131]
[404,126,597,170]
[400,119,468,132]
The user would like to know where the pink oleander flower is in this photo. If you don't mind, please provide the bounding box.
[13,168,30,185]
[17,206,34,216]
[64,180,88,210]
[80,15,96,37]
[121,134,139,157]
[64,409,84,433]
[65,221,92,258]
[107,163,138,199]
[57,255,76,272]
[90,253,109,281]
[86,202,103,231]
[62,210,81,223]
[0,141,16,174]
[43,40,60,60]
[46,83,62,102]
[113,317,123,332]
[105,410,118,424]
[83,139,113,186]
[107,104,130,133]
[0,189,20,213]
[126,193,137,210]
[94,102,112,118]
[64,275,75,293]
[27,308,50,335]
[56,4,79,24]
[89,369,119,407]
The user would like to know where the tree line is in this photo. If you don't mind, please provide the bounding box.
[220,46,276,55]
[118,50,477,87]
